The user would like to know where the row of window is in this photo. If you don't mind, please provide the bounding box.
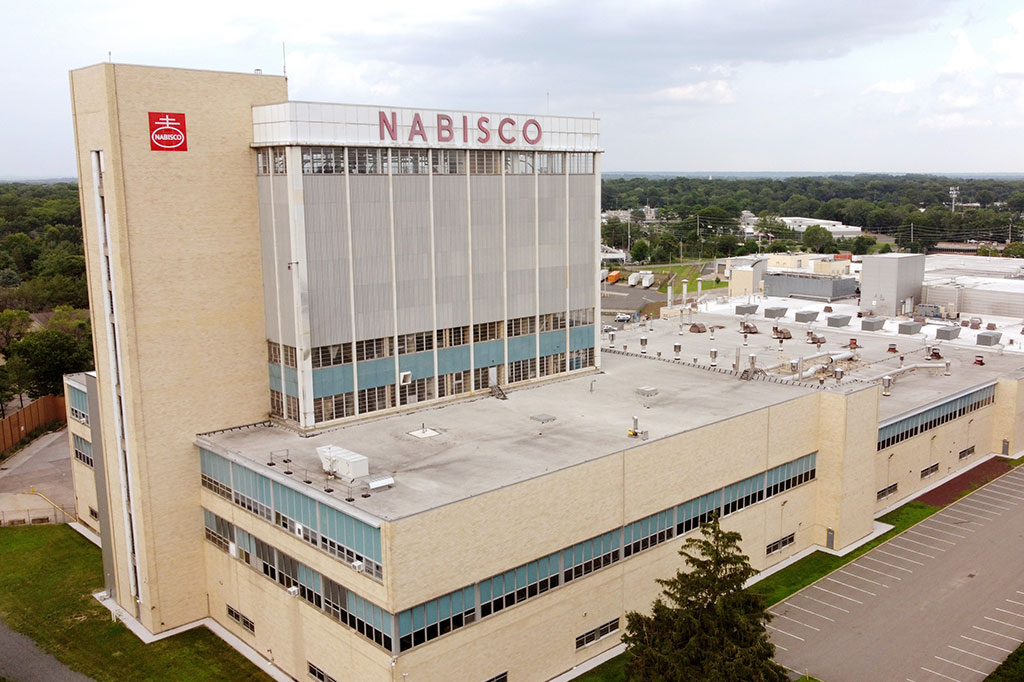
[73,435,94,468]
[959,445,975,460]
[279,146,595,176]
[204,509,392,650]
[307,662,337,682]
[877,483,899,501]
[575,618,620,649]
[921,463,939,479]
[200,449,383,578]
[268,342,299,368]
[398,585,477,652]
[68,385,89,424]
[394,452,818,653]
[766,533,795,556]
[877,384,995,451]
[269,390,299,421]
[226,604,255,633]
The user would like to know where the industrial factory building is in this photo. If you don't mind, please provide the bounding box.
[63,62,1024,682]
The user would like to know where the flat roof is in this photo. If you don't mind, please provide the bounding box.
[198,350,813,523]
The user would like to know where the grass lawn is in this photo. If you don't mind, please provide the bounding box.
[0,524,272,682]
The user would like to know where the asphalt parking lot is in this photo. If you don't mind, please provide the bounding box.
[771,466,1024,682]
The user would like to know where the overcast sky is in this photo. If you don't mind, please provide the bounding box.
[3,0,1023,178]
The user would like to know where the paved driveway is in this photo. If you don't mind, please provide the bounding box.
[771,467,1024,682]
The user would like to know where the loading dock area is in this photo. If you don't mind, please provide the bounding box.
[771,466,1024,682]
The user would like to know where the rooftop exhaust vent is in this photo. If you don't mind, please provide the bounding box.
[635,386,659,398]
[531,413,556,424]
[367,474,395,490]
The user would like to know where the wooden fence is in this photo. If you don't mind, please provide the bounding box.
[0,395,67,454]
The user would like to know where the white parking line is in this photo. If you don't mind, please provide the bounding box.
[767,624,804,641]
[876,548,925,566]
[933,655,985,675]
[826,577,877,596]
[888,542,937,559]
[897,535,947,551]
[770,612,821,631]
[973,490,1018,504]
[1007,598,1024,607]
[988,482,1024,495]
[992,477,1024,489]
[1016,590,1024,596]
[946,645,1001,665]
[796,593,850,613]
[986,615,1024,631]
[861,555,914,573]
[945,508,995,521]
[839,568,889,588]
[926,518,975,533]
[813,585,863,604]
[907,529,957,545]
[960,499,1009,512]
[961,635,1013,654]
[997,607,1024,620]
[775,643,788,652]
[920,666,964,681]
[782,601,835,621]
[935,512,984,527]
[850,561,902,580]
[973,624,1023,641]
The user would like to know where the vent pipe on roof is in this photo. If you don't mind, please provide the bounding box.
[834,368,844,382]
[640,336,648,354]
[633,415,639,432]
[945,359,951,376]
[743,332,748,346]
[710,348,718,367]
[882,375,892,396]
[749,353,757,370]
[674,342,681,361]
[608,331,615,348]
[734,347,741,371]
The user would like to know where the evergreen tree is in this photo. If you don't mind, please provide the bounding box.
[622,515,787,682]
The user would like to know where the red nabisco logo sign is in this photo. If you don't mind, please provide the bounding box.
[149,112,188,151]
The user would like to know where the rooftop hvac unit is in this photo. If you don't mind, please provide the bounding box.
[317,445,369,479]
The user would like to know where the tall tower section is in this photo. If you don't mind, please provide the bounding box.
[69,64,288,632]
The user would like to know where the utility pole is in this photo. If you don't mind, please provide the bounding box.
[949,186,959,213]
[910,222,913,244]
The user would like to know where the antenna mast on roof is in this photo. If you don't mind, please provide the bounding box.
[282,42,287,76]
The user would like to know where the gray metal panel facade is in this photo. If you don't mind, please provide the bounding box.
[433,176,470,330]
[471,176,504,323]
[349,176,395,339]
[505,175,537,319]
[273,177,297,345]
[568,175,596,309]
[258,176,279,341]
[393,176,433,335]
[303,176,352,345]
[538,175,567,314]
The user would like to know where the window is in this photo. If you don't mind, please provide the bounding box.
[921,463,939,479]
[482,674,508,682]
[68,385,89,424]
[393,149,430,174]
[959,445,975,460]
[473,321,503,343]
[358,385,393,414]
[623,508,674,557]
[203,509,233,552]
[347,148,388,174]
[563,531,620,584]
[474,365,502,390]
[399,377,433,405]
[677,490,722,535]
[286,395,299,421]
[300,147,344,174]
[568,308,594,327]
[504,151,534,174]
[468,150,500,174]
[766,533,795,555]
[539,353,565,377]
[307,662,337,682]
[269,390,284,418]
[877,483,898,501]
[73,435,94,467]
[536,152,563,174]
[567,153,594,174]
[432,149,465,175]
[764,453,817,499]
[437,371,468,398]
[272,148,287,174]
[88,507,99,520]
[311,343,351,369]
[506,316,536,338]
[539,312,566,331]
[313,393,355,423]
[281,345,297,369]
[575,618,620,649]
[877,384,995,451]
[436,326,469,348]
[568,348,594,371]
[267,340,281,364]
[507,358,536,383]
[398,586,476,652]
[397,331,433,355]
[479,552,560,618]
[226,605,254,633]
[355,337,391,361]
[256,148,270,175]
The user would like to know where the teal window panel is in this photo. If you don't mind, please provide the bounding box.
[312,364,354,398]
[507,335,536,362]
[68,385,89,414]
[231,463,272,505]
[283,367,299,398]
[437,346,470,374]
[73,435,92,457]
[356,358,396,390]
[200,448,231,486]
[539,330,567,356]
[273,482,317,527]
[268,364,282,393]
[473,339,504,368]
[569,325,595,351]
[398,351,435,380]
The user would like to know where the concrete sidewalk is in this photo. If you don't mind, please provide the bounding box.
[0,428,75,523]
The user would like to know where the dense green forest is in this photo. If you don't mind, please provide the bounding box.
[602,174,1024,260]
[0,182,92,411]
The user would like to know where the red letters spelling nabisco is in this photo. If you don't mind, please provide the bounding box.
[149,112,188,151]
[379,111,542,146]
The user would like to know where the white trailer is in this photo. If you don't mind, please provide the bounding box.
[641,273,655,288]
[628,272,642,286]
